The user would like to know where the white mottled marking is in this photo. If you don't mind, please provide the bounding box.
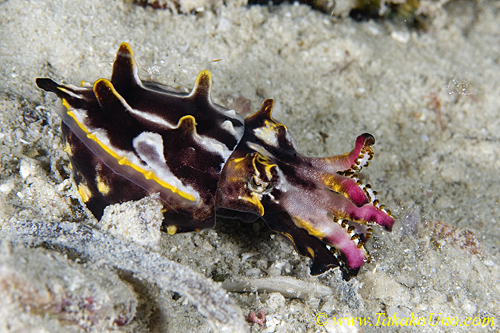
[89,128,147,168]
[221,120,244,139]
[106,87,177,129]
[253,126,279,147]
[61,83,89,92]
[195,133,232,161]
[58,86,85,99]
[133,132,166,164]
[133,132,200,201]
[246,142,272,159]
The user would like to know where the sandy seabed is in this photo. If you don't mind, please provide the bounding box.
[0,0,499,332]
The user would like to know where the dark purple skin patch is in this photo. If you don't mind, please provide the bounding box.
[36,43,394,279]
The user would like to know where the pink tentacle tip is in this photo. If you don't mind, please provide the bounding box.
[247,310,266,325]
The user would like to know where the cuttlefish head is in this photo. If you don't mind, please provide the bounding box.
[216,99,394,278]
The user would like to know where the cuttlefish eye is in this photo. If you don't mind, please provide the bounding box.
[248,175,273,194]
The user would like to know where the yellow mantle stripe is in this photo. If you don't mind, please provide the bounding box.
[292,216,326,239]
[65,106,197,202]
[240,193,265,216]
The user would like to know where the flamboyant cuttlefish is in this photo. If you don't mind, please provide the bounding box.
[36,43,394,279]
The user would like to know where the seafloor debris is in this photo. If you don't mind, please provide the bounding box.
[221,276,334,300]
[247,310,266,325]
[133,0,213,13]
[133,0,450,27]
[425,219,485,259]
[2,219,248,333]
[400,206,420,236]
[95,194,164,250]
[0,243,137,332]
[224,93,253,116]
